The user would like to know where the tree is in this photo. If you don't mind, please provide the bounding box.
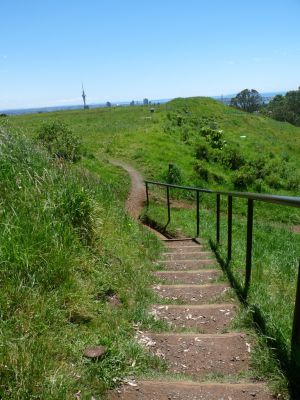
[143,98,149,105]
[130,100,135,106]
[106,101,111,107]
[267,88,300,126]
[230,89,263,113]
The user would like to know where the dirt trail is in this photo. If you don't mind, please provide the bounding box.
[110,159,166,238]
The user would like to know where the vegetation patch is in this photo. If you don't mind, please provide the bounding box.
[0,126,162,399]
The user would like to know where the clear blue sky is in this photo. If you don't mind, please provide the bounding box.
[1,0,300,109]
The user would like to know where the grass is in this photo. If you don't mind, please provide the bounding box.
[0,127,165,399]
[3,96,300,396]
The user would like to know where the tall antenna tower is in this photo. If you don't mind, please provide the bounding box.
[82,84,88,109]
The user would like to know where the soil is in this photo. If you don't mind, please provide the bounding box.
[153,270,221,285]
[136,332,250,377]
[150,304,237,333]
[163,239,202,247]
[109,159,166,239]
[162,251,213,261]
[153,284,230,304]
[159,259,216,270]
[109,381,273,400]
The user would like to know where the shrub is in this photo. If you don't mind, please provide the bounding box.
[195,142,211,161]
[194,162,225,184]
[265,174,283,189]
[286,175,300,191]
[233,165,256,190]
[37,120,82,162]
[194,161,209,181]
[219,146,245,170]
[200,124,226,149]
[164,163,182,184]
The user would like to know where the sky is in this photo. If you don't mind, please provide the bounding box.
[1,0,300,110]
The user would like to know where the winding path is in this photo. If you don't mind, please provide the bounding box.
[110,159,166,238]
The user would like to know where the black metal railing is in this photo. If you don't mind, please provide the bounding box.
[144,179,300,367]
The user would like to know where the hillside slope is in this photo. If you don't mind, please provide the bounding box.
[0,127,162,399]
[9,97,300,195]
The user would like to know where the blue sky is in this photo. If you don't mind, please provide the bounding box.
[1,0,300,109]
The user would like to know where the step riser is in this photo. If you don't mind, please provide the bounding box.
[138,333,250,378]
[154,270,220,285]
[161,260,216,270]
[151,304,236,333]
[163,240,200,247]
[154,284,230,305]
[163,252,213,261]
[110,382,271,399]
[165,246,205,253]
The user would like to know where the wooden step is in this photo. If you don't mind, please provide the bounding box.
[164,245,205,253]
[161,259,216,270]
[163,239,200,248]
[162,252,213,261]
[154,270,221,284]
[136,332,251,377]
[150,303,237,333]
[110,380,272,399]
[153,284,230,304]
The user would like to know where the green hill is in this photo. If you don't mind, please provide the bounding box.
[3,97,300,397]
[10,97,300,195]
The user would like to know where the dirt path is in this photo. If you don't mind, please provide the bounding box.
[110,159,146,219]
[110,159,166,239]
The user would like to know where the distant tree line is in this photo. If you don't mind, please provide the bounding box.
[230,87,300,127]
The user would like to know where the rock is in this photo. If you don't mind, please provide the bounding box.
[83,345,107,359]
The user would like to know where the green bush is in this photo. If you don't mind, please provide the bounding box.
[194,161,225,185]
[200,124,226,149]
[219,146,245,170]
[195,142,211,161]
[37,120,82,162]
[233,165,256,190]
[194,161,209,181]
[164,163,182,184]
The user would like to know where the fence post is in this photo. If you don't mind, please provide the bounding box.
[291,261,300,373]
[196,191,200,237]
[245,199,254,293]
[166,186,171,225]
[145,182,149,208]
[227,195,233,262]
[216,194,221,245]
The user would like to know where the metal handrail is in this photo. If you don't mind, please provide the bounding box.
[144,179,300,365]
[145,179,300,208]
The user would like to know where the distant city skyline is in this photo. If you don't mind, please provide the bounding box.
[1,0,300,109]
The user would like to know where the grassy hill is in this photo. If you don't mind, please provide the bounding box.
[9,97,300,192]
[3,97,300,396]
[8,97,300,223]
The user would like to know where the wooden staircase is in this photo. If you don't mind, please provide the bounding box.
[110,238,272,399]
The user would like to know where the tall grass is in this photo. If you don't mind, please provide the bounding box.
[0,128,162,398]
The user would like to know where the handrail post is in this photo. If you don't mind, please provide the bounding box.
[166,186,171,225]
[216,194,221,245]
[291,260,300,373]
[245,199,254,293]
[145,182,149,208]
[196,190,200,237]
[227,195,233,262]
